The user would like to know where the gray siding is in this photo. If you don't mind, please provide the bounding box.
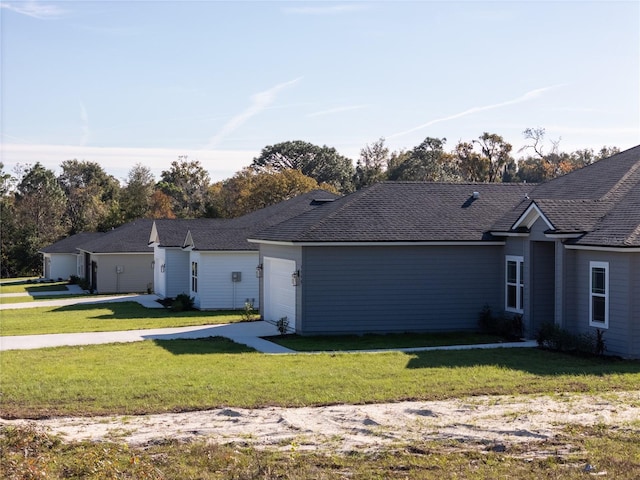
[299,245,503,335]
[530,241,555,333]
[632,254,640,358]
[93,253,154,294]
[165,249,190,298]
[564,249,637,358]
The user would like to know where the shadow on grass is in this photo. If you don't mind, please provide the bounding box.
[405,347,640,376]
[151,336,256,355]
[25,284,68,294]
[51,302,242,320]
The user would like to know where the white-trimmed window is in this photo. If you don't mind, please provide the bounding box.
[191,261,198,293]
[589,261,609,328]
[505,256,524,313]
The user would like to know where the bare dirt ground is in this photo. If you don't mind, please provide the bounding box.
[3,391,639,455]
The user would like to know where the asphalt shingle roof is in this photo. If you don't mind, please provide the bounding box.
[186,190,339,250]
[251,145,640,247]
[493,145,640,247]
[39,232,105,254]
[150,218,225,247]
[251,182,533,243]
[78,219,155,253]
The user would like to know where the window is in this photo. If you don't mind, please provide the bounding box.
[191,261,198,293]
[589,261,608,328]
[506,256,524,313]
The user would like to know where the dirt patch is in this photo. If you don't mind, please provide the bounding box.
[3,392,639,454]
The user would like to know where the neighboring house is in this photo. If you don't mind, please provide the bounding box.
[39,232,105,280]
[148,219,224,299]
[249,146,640,359]
[77,219,155,293]
[182,190,338,310]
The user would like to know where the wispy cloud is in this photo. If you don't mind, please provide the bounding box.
[307,105,367,118]
[283,4,368,15]
[1,1,66,19]
[206,77,302,148]
[79,102,90,146]
[388,84,567,139]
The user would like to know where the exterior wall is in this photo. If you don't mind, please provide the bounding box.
[298,245,504,335]
[164,248,190,298]
[632,254,640,358]
[43,253,77,280]
[92,253,154,294]
[258,244,303,321]
[191,251,259,310]
[564,249,638,358]
[153,246,167,297]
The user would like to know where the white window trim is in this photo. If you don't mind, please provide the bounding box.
[589,261,609,329]
[191,261,198,293]
[505,255,524,313]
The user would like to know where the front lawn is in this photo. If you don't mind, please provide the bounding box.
[266,332,507,351]
[1,338,638,418]
[0,302,251,336]
[0,280,69,294]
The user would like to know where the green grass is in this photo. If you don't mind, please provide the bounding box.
[1,338,638,419]
[267,332,508,351]
[0,280,68,294]
[0,302,251,336]
[2,422,639,479]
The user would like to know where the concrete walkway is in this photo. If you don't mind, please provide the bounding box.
[0,287,163,310]
[0,321,294,354]
[0,286,538,355]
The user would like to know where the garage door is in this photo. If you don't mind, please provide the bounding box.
[264,257,296,332]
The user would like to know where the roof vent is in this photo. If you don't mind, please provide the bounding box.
[472,191,480,200]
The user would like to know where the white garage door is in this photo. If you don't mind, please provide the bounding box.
[264,257,296,331]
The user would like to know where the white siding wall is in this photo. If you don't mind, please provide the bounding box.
[153,246,167,297]
[194,251,259,310]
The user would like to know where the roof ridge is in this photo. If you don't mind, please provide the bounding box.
[625,222,640,246]
[601,155,640,201]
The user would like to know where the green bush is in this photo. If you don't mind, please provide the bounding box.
[478,304,524,341]
[172,293,195,312]
[536,322,605,356]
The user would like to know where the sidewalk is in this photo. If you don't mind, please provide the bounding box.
[0,321,294,354]
[0,286,538,355]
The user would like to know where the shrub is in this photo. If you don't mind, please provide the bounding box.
[172,293,194,312]
[478,304,524,341]
[69,275,80,285]
[536,322,606,356]
[242,299,257,322]
[276,316,289,335]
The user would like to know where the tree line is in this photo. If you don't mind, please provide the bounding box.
[0,128,619,277]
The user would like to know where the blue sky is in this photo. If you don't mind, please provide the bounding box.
[1,0,639,183]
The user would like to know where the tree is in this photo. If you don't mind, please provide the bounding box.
[387,137,457,181]
[120,163,155,221]
[158,156,211,218]
[209,167,330,218]
[251,140,355,192]
[354,138,389,189]
[453,141,488,182]
[475,132,512,183]
[58,159,121,233]
[10,163,69,275]
[149,190,176,219]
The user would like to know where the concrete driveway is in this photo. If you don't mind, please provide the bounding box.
[0,321,293,353]
[0,287,293,353]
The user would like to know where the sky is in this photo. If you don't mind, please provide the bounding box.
[1,0,639,184]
